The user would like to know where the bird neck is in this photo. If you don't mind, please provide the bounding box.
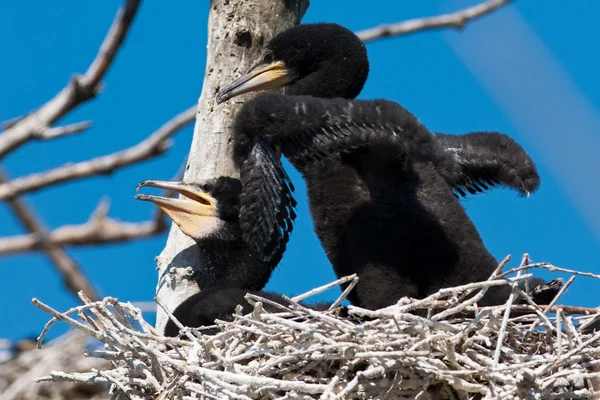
[192,224,276,292]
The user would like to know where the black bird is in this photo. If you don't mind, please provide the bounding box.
[215,22,553,309]
[136,176,340,337]
[136,177,275,292]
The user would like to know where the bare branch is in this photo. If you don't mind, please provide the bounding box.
[34,121,93,140]
[0,210,166,256]
[0,331,108,399]
[78,1,140,90]
[0,106,196,201]
[1,110,36,130]
[0,167,99,300]
[0,159,188,255]
[0,0,141,159]
[356,0,513,42]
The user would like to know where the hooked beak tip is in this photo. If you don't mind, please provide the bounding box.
[136,180,151,191]
[215,91,229,105]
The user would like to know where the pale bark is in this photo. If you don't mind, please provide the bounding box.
[154,0,309,332]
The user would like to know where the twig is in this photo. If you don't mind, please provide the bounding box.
[329,275,359,311]
[0,167,99,300]
[0,3,140,161]
[32,298,110,344]
[0,331,106,399]
[34,121,93,140]
[432,256,512,321]
[434,302,599,317]
[28,265,600,399]
[499,262,600,280]
[0,205,166,256]
[0,0,141,160]
[291,274,358,302]
[0,106,196,201]
[155,296,201,344]
[525,276,576,335]
[356,0,513,42]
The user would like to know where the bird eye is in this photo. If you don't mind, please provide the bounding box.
[201,184,213,193]
[263,51,274,64]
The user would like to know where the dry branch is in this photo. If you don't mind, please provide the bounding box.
[0,106,196,201]
[0,201,166,256]
[0,332,108,400]
[0,0,140,160]
[0,167,99,300]
[35,121,93,140]
[30,262,600,399]
[356,0,512,42]
[0,0,144,306]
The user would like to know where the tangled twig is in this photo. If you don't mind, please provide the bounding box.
[26,260,600,399]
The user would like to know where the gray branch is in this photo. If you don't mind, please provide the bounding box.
[356,0,513,42]
[34,121,93,140]
[0,0,140,159]
[0,106,195,201]
[0,199,166,256]
[0,167,99,301]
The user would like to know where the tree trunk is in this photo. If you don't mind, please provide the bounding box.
[154,0,309,332]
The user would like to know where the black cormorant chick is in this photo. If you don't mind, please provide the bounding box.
[136,177,339,337]
[136,177,276,292]
[215,23,553,309]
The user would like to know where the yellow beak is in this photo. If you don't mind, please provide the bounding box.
[216,61,295,104]
[135,180,218,238]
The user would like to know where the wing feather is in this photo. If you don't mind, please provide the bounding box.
[434,132,540,197]
[239,141,296,265]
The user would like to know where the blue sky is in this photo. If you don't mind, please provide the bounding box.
[1,1,599,341]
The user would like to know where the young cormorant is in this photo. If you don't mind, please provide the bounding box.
[215,23,553,309]
[136,177,339,337]
[136,177,277,291]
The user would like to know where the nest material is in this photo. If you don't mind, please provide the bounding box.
[0,331,109,399]
[26,258,600,399]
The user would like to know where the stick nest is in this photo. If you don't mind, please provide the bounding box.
[25,258,600,399]
[0,331,108,399]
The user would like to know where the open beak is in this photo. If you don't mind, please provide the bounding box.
[135,180,217,237]
[215,61,296,104]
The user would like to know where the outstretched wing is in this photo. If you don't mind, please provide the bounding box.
[243,95,444,167]
[239,140,296,265]
[235,94,538,199]
[434,132,541,197]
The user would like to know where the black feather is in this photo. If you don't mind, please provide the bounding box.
[434,132,541,197]
[239,141,296,264]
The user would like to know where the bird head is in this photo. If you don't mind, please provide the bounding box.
[135,177,241,240]
[216,23,369,103]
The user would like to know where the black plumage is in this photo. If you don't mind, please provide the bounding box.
[434,131,540,198]
[165,287,339,336]
[216,22,555,309]
[237,141,297,265]
[582,319,600,335]
[136,177,340,337]
[136,177,276,291]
